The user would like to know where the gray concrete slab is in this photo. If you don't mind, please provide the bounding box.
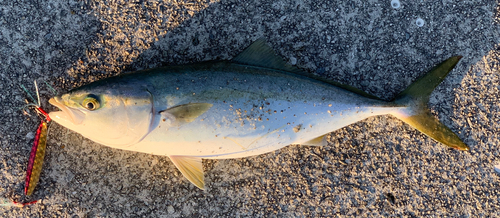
[1,0,499,216]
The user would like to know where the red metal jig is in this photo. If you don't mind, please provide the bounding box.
[24,121,48,196]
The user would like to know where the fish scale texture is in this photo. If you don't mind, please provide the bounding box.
[0,0,500,217]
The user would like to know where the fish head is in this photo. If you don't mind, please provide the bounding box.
[48,82,154,148]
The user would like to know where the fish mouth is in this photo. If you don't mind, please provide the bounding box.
[48,96,85,125]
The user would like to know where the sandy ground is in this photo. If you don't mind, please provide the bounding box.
[1,0,500,217]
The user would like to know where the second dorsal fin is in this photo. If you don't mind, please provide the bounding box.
[233,39,380,100]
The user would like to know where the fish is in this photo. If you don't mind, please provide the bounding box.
[48,39,469,190]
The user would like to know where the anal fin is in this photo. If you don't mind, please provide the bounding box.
[301,134,328,146]
[169,156,205,190]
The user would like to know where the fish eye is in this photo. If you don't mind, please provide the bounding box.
[82,95,100,111]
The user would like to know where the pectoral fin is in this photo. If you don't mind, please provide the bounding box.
[161,103,213,124]
[169,156,205,190]
[302,134,328,146]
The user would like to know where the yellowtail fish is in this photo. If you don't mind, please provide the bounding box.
[48,40,469,189]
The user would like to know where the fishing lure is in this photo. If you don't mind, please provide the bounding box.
[0,197,38,207]
[24,120,48,196]
[20,81,53,196]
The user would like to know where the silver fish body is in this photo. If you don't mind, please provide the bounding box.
[49,40,468,189]
[123,62,400,159]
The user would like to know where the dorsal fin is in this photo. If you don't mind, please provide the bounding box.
[233,39,380,100]
[232,39,303,73]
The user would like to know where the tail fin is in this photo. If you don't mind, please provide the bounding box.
[391,56,469,151]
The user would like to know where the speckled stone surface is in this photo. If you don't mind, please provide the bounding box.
[1,0,499,217]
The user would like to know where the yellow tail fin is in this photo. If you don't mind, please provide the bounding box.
[392,56,469,151]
